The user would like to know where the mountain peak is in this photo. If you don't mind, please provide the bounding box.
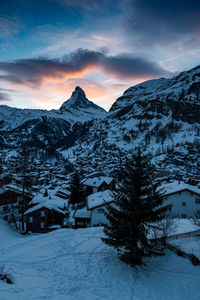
[60,86,87,111]
[72,86,86,100]
[60,86,106,115]
[74,86,85,93]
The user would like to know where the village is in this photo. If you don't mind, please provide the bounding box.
[1,149,200,234]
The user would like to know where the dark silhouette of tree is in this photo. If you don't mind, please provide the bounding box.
[69,170,84,205]
[102,149,171,266]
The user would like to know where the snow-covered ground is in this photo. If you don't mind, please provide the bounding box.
[171,237,200,260]
[1,221,200,300]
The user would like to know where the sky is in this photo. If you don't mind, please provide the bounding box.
[0,0,200,111]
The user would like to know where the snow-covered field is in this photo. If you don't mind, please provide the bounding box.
[1,221,200,300]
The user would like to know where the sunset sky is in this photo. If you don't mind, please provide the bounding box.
[1,0,200,110]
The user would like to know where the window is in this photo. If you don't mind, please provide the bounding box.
[3,206,8,212]
[195,199,200,204]
[40,210,45,217]
[182,202,186,206]
[29,216,33,223]
[181,214,186,218]
[40,222,45,228]
[97,208,104,214]
[197,210,200,214]
[93,187,98,193]
[77,221,84,225]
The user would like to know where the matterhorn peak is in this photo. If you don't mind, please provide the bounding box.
[60,86,90,111]
[59,86,106,115]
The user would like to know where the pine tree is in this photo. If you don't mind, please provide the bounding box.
[69,170,84,205]
[102,149,171,266]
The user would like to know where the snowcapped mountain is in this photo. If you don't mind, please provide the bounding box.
[0,86,106,148]
[60,65,200,180]
[0,65,200,181]
[0,86,106,131]
[110,65,200,123]
[60,86,105,116]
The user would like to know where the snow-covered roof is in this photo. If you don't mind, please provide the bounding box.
[74,207,90,219]
[24,203,65,215]
[4,184,32,196]
[162,181,200,196]
[30,191,68,208]
[83,176,113,188]
[87,190,114,210]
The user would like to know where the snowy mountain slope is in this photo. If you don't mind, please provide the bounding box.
[60,65,200,179]
[1,65,200,179]
[0,227,200,300]
[0,86,106,147]
[110,65,200,123]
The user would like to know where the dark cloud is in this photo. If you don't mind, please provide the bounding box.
[0,48,171,86]
[0,91,11,101]
[102,54,170,78]
[124,0,200,46]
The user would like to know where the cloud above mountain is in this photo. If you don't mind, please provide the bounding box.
[0,48,171,87]
[0,91,11,101]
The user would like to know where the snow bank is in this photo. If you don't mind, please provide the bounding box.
[0,226,200,299]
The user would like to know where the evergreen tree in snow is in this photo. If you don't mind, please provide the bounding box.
[69,170,84,205]
[102,149,170,266]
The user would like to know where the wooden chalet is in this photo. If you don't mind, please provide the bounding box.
[0,185,33,221]
[73,208,91,228]
[83,176,115,196]
[25,203,65,233]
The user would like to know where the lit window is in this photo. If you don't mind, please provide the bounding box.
[29,216,33,223]
[40,210,45,217]
[40,222,45,228]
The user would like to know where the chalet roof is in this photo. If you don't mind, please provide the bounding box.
[24,203,65,215]
[162,181,200,196]
[2,184,33,197]
[87,190,114,210]
[30,190,68,208]
[74,207,90,219]
[83,176,113,188]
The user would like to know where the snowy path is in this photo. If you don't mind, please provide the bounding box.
[1,226,200,300]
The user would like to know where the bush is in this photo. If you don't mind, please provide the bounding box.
[0,266,13,284]
[190,254,200,266]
